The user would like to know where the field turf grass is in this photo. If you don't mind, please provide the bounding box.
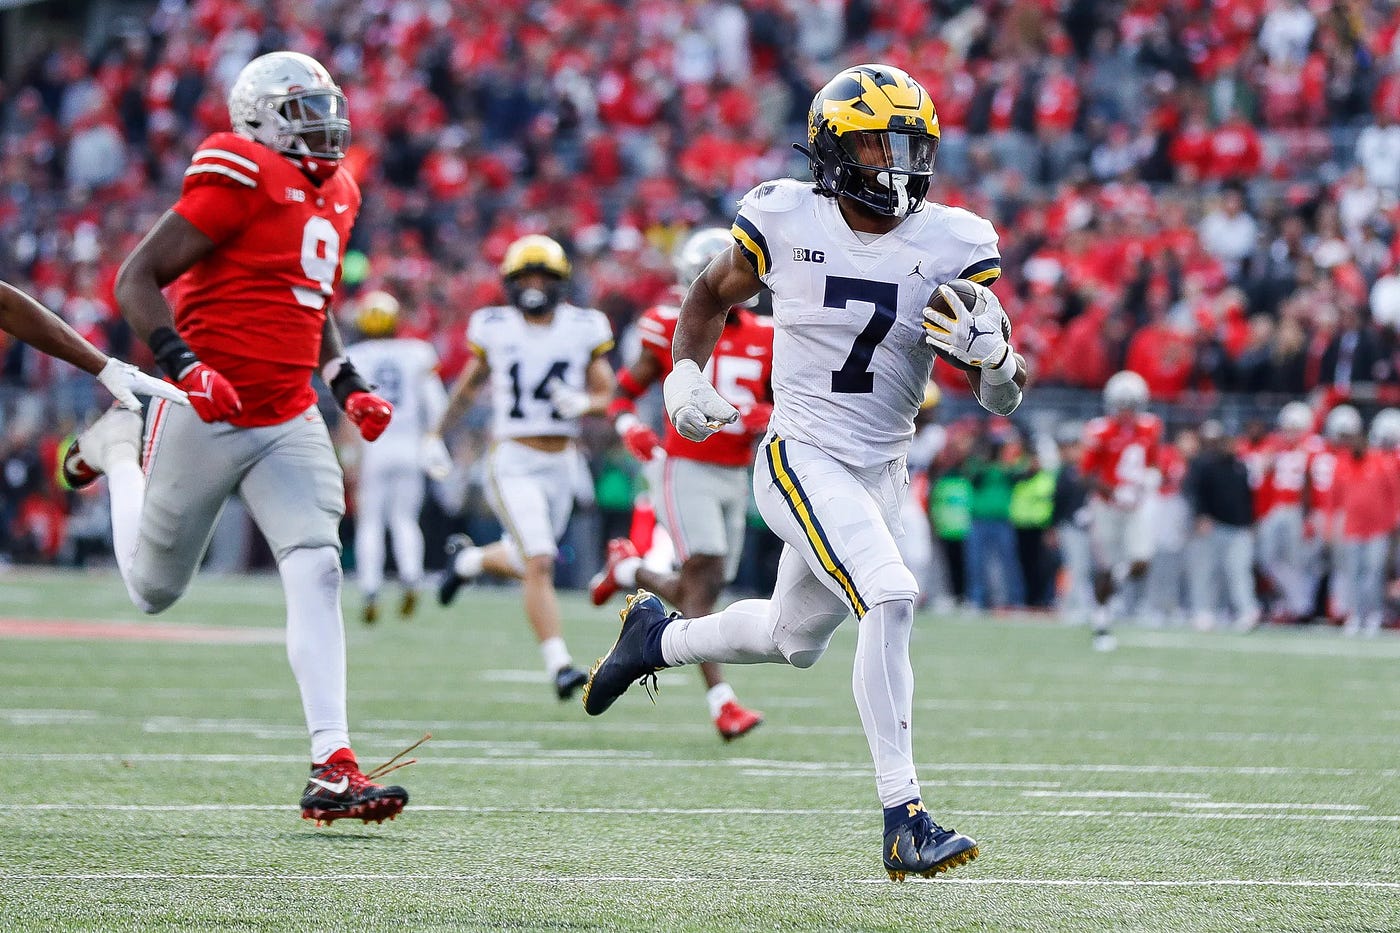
[1,568,1398,931]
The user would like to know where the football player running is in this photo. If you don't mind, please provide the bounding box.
[0,280,187,413]
[61,52,410,825]
[1080,371,1163,650]
[344,289,451,624]
[433,235,615,701]
[589,227,770,741]
[582,64,1026,880]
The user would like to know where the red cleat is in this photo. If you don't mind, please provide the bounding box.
[714,700,764,742]
[298,735,427,826]
[589,538,640,607]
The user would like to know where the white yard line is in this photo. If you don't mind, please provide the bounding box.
[5,872,1399,889]
[3,751,1395,779]
[7,804,1399,823]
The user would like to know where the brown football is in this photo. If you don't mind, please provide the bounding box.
[926,278,997,373]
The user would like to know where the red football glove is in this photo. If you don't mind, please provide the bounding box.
[740,402,773,435]
[621,421,661,462]
[179,363,242,423]
[346,391,393,441]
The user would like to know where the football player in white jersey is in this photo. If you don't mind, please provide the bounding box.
[344,290,451,624]
[582,64,1026,881]
[433,235,616,700]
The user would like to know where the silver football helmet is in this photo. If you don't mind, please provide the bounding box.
[1324,404,1362,441]
[673,228,734,289]
[1370,407,1400,449]
[228,52,350,165]
[1277,400,1313,434]
[1103,370,1149,415]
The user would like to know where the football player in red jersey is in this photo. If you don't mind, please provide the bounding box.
[0,281,187,414]
[588,228,770,741]
[1254,402,1320,622]
[61,52,407,825]
[1080,370,1164,651]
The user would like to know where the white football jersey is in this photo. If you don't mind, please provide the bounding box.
[468,302,614,440]
[731,179,1001,469]
[346,337,446,467]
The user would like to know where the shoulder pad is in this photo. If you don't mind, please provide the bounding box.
[931,204,999,247]
[185,132,267,190]
[737,178,808,215]
[643,304,680,322]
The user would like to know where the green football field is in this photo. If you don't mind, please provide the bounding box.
[1,568,1397,932]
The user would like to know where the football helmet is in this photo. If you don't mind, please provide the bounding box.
[1276,401,1313,435]
[1370,407,1400,448]
[1324,404,1362,441]
[228,51,350,179]
[1103,370,1149,415]
[501,234,572,317]
[674,228,732,289]
[354,290,400,338]
[798,63,939,218]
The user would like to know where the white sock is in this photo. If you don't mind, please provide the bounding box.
[852,599,921,808]
[705,682,736,719]
[615,555,641,589]
[541,636,571,674]
[454,545,485,579]
[661,599,785,666]
[105,457,149,609]
[279,546,350,763]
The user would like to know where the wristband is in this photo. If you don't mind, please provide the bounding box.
[615,411,641,436]
[323,356,372,409]
[616,368,646,400]
[981,346,1017,386]
[148,326,199,380]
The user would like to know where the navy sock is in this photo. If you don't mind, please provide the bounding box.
[641,608,674,669]
[883,799,925,834]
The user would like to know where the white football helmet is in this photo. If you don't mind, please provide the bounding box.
[1324,404,1362,441]
[1103,370,1149,415]
[228,52,350,171]
[1277,400,1313,434]
[1370,407,1400,449]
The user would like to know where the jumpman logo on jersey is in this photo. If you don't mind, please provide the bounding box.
[908,261,924,278]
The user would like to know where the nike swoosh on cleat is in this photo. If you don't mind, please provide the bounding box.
[308,776,349,794]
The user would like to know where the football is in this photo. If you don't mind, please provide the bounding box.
[926,278,1011,372]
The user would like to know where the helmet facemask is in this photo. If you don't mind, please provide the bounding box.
[249,88,350,179]
[507,270,565,318]
[825,128,936,217]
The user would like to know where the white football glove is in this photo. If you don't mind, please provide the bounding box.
[663,358,738,442]
[419,433,453,481]
[97,357,190,411]
[548,380,592,420]
[923,282,1017,385]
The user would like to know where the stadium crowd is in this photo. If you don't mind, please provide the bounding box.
[3,0,1400,629]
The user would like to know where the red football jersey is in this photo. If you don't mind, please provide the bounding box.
[1305,441,1343,518]
[1256,433,1320,514]
[1333,448,1400,540]
[169,132,361,427]
[1236,436,1274,518]
[1080,413,1164,500]
[636,304,774,468]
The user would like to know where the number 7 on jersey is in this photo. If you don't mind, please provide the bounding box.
[826,276,899,394]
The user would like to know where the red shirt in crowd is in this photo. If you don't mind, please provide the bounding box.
[170,132,361,427]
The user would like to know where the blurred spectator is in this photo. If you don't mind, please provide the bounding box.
[1183,420,1259,631]
[1049,423,1092,622]
[964,429,1030,610]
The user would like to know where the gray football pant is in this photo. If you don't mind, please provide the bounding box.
[1187,524,1258,622]
[130,400,344,612]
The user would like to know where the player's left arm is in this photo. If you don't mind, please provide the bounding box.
[0,280,188,411]
[320,313,393,442]
[581,354,617,415]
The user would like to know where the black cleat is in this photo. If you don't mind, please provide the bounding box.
[437,534,475,606]
[581,590,673,716]
[553,666,589,701]
[299,748,410,826]
[882,800,979,881]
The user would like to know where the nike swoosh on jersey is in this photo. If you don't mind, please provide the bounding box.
[308,776,349,794]
[334,203,350,213]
